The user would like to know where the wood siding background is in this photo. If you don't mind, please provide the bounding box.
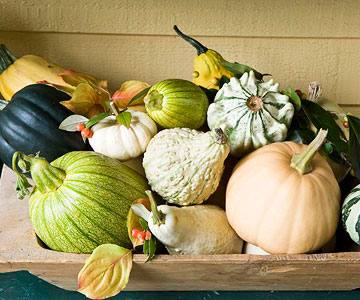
[0,0,359,114]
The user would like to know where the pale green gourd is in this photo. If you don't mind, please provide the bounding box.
[142,127,230,206]
[207,71,294,157]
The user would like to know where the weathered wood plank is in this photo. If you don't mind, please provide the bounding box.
[0,32,359,105]
[1,0,360,38]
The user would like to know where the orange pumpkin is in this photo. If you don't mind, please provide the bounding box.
[226,129,340,254]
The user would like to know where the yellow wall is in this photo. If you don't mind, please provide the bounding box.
[1,0,360,113]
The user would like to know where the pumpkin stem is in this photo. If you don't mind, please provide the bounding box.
[0,44,18,75]
[145,190,165,226]
[143,90,163,111]
[290,129,328,175]
[214,128,228,144]
[13,152,66,195]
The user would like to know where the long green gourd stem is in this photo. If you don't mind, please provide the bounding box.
[12,152,66,198]
[145,190,165,226]
[173,25,208,55]
[290,129,328,175]
[0,44,17,74]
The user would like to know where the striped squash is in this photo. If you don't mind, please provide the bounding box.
[18,151,149,254]
[207,71,294,157]
[342,185,360,245]
[144,79,208,129]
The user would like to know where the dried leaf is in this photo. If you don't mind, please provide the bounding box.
[112,81,150,108]
[78,244,132,300]
[127,198,151,249]
[60,83,106,118]
[116,111,132,128]
[38,80,76,95]
[60,70,108,90]
[59,115,89,131]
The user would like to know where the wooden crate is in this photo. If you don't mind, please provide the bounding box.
[1,165,360,291]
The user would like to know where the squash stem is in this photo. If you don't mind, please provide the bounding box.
[214,128,228,144]
[145,190,165,226]
[12,152,32,200]
[290,129,328,175]
[12,152,66,195]
[173,25,208,56]
[0,44,17,74]
[110,100,121,116]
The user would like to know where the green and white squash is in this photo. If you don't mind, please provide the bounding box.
[207,71,294,157]
[143,127,230,206]
[144,79,208,129]
[13,151,149,254]
[88,110,157,161]
[342,185,360,245]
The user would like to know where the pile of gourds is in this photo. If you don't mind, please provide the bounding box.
[1,25,360,298]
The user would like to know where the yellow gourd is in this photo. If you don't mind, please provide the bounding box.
[173,26,233,90]
[226,129,341,254]
[0,44,70,100]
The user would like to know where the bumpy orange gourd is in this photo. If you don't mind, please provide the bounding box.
[226,129,341,254]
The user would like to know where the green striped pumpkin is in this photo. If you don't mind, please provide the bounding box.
[17,151,149,253]
[207,71,294,157]
[342,185,360,245]
[144,79,208,129]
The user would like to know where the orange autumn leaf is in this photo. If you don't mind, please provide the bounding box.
[113,80,150,108]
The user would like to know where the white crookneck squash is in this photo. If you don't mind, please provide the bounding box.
[89,110,157,161]
[143,127,230,206]
[207,71,294,157]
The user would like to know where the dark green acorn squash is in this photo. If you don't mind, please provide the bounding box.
[0,84,88,174]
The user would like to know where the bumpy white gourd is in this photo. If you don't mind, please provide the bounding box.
[143,127,230,205]
[148,203,243,255]
[207,71,294,157]
[89,110,157,161]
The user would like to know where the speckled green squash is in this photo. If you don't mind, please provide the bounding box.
[342,185,360,245]
[144,79,208,129]
[24,151,149,254]
[207,71,294,157]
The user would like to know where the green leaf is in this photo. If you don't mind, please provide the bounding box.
[145,236,156,263]
[116,111,132,127]
[59,115,89,131]
[0,99,8,111]
[281,87,301,111]
[220,62,268,81]
[301,99,348,154]
[126,87,150,108]
[139,218,148,231]
[347,115,360,180]
[78,244,132,300]
[85,112,110,129]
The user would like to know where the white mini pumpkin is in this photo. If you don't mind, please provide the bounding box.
[89,110,157,161]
